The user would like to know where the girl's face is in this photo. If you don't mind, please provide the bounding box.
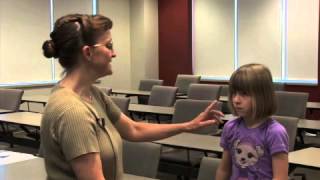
[232,92,253,119]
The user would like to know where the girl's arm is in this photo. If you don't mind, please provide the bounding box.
[216,150,232,180]
[115,101,223,141]
[272,152,288,180]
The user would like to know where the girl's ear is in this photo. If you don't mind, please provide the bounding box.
[82,45,92,61]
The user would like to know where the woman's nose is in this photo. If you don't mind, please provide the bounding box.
[111,51,116,58]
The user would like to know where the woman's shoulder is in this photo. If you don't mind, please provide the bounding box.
[44,86,90,116]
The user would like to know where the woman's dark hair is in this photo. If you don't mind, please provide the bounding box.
[42,14,113,72]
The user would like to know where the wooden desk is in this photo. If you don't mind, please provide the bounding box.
[0,150,37,165]
[112,89,151,96]
[0,112,42,128]
[219,96,320,111]
[0,112,41,147]
[22,95,49,111]
[154,133,222,154]
[306,101,320,110]
[0,157,158,180]
[0,109,13,114]
[129,104,174,116]
[298,119,320,131]
[22,95,49,105]
[221,114,320,131]
[289,147,320,170]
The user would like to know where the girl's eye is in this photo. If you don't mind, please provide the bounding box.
[239,91,248,96]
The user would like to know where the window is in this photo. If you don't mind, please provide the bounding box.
[0,0,95,87]
[193,0,319,84]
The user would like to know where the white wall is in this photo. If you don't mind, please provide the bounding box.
[0,0,159,90]
[0,0,51,84]
[53,0,93,79]
[130,0,159,88]
[194,0,319,84]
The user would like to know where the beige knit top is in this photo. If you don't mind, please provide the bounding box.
[40,85,123,180]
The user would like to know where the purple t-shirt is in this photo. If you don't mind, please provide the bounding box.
[220,117,289,180]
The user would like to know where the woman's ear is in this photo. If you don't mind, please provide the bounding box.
[82,45,92,61]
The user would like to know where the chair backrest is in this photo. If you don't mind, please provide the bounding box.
[172,99,221,134]
[101,87,112,96]
[220,85,229,96]
[138,79,164,91]
[273,83,284,91]
[110,96,130,115]
[272,115,299,152]
[187,84,221,100]
[275,91,309,118]
[0,88,24,111]
[197,157,220,180]
[148,85,178,107]
[174,74,201,95]
[123,140,161,178]
[138,79,164,104]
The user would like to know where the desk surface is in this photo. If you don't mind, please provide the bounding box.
[154,133,222,153]
[112,89,151,96]
[129,104,174,116]
[289,147,320,169]
[219,96,320,110]
[0,109,13,114]
[0,112,42,127]
[0,157,158,180]
[22,95,49,104]
[298,119,320,131]
[221,114,320,131]
[0,150,37,165]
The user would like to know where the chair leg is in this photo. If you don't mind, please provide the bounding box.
[293,173,306,180]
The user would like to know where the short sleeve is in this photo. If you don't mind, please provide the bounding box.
[56,107,100,161]
[266,122,289,155]
[92,86,121,124]
[104,96,121,124]
[220,120,234,150]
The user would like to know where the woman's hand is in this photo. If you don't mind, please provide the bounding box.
[185,100,224,132]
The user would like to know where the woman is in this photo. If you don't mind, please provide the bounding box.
[40,14,223,180]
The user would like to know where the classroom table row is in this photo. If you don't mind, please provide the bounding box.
[21,92,320,111]
[0,151,158,180]
[19,94,320,131]
[0,112,319,171]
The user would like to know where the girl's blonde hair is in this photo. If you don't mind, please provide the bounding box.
[228,63,276,120]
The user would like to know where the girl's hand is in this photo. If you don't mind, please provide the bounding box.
[185,100,224,131]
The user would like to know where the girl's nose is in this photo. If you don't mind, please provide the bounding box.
[233,94,241,103]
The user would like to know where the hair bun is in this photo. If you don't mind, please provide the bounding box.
[42,40,57,58]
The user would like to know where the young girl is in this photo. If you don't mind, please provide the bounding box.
[216,63,289,180]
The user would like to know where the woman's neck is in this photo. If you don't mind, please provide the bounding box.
[59,68,95,99]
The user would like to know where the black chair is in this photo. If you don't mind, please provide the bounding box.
[187,84,221,101]
[159,99,221,179]
[123,140,161,178]
[138,79,163,104]
[174,74,201,95]
[197,157,220,180]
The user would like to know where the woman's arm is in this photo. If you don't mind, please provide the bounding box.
[115,101,223,141]
[71,152,105,180]
[216,150,232,180]
[272,152,288,180]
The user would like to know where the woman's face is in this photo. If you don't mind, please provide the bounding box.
[89,30,116,77]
